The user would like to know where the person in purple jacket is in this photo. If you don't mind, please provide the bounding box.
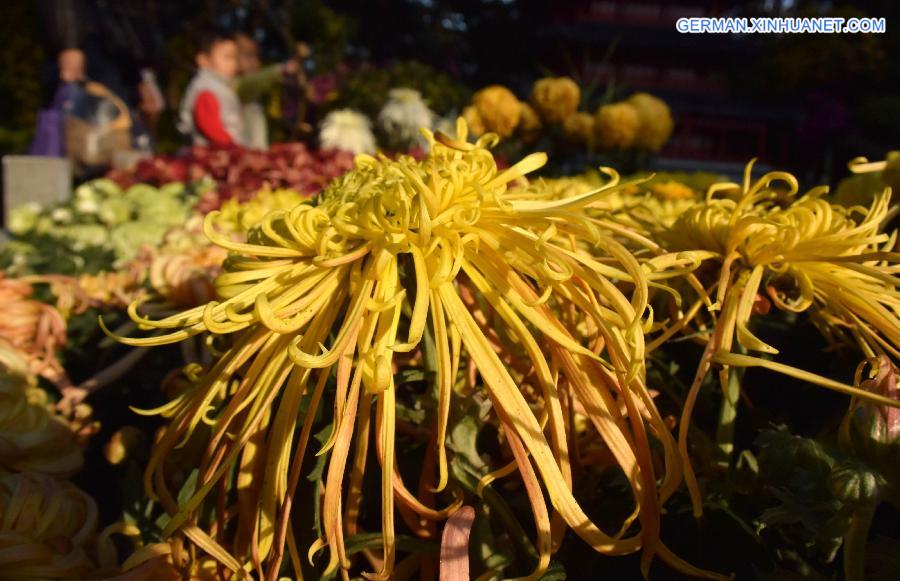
[29,49,88,157]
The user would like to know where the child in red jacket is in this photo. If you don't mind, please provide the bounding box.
[178,31,245,147]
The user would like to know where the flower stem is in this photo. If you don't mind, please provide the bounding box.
[715,350,745,466]
[844,503,876,581]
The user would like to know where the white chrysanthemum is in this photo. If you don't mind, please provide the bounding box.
[319,109,377,155]
[432,116,457,142]
[435,116,455,133]
[377,88,435,149]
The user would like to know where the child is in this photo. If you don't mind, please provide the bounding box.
[234,33,302,150]
[178,30,245,147]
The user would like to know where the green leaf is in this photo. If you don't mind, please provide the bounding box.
[540,561,568,580]
[395,369,427,384]
[307,424,334,483]
[177,468,200,506]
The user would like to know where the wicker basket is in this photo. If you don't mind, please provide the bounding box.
[64,82,132,168]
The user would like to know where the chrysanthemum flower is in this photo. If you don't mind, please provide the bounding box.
[657,161,900,514]
[0,275,69,387]
[627,93,674,152]
[517,100,542,143]
[849,152,900,191]
[836,152,900,208]
[461,105,485,137]
[842,356,900,455]
[216,189,310,236]
[472,85,521,137]
[531,173,606,201]
[377,88,435,149]
[8,203,43,236]
[147,193,324,308]
[112,120,724,580]
[531,77,581,124]
[0,346,83,476]
[76,268,145,310]
[319,109,377,155]
[147,246,227,308]
[594,102,640,149]
[606,180,700,233]
[110,221,174,264]
[649,180,695,201]
[617,196,700,235]
[0,472,98,579]
[562,111,595,145]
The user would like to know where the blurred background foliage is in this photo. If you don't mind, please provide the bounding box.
[3,0,899,185]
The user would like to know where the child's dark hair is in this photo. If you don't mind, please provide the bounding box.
[195,28,235,55]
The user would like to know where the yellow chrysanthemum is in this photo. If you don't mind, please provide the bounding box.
[594,102,641,149]
[531,77,581,124]
[657,161,900,515]
[836,152,900,208]
[518,100,542,133]
[147,246,227,308]
[562,111,595,145]
[531,173,605,201]
[76,269,145,310]
[517,100,542,144]
[111,120,724,580]
[619,197,700,234]
[147,191,320,308]
[461,105,485,137]
[534,173,703,235]
[650,180,695,201]
[472,85,521,138]
[849,152,900,190]
[610,179,700,232]
[216,188,309,236]
[0,348,83,476]
[0,472,98,579]
[627,93,674,152]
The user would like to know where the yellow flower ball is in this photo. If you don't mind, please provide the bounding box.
[462,105,486,137]
[472,85,521,137]
[594,102,641,149]
[517,101,542,143]
[650,181,695,201]
[562,112,595,144]
[627,92,674,152]
[531,76,581,123]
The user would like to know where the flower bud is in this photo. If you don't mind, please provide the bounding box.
[842,357,900,485]
[849,356,900,448]
[829,459,880,506]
